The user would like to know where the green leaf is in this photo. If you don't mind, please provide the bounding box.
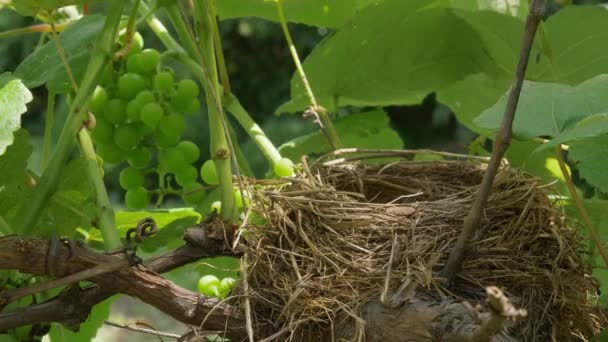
[10,0,98,16]
[0,73,32,156]
[475,75,608,139]
[277,0,502,114]
[216,0,376,28]
[49,296,116,342]
[0,129,32,186]
[539,113,608,151]
[450,0,528,18]
[529,6,608,84]
[568,135,608,193]
[108,209,201,253]
[279,109,402,160]
[14,15,105,91]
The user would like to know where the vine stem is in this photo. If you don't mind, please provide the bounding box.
[42,91,55,170]
[274,0,341,150]
[556,147,608,266]
[16,1,125,238]
[439,0,545,284]
[78,130,121,250]
[208,0,231,95]
[0,23,67,39]
[48,13,79,92]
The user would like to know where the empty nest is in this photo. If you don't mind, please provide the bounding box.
[237,156,602,341]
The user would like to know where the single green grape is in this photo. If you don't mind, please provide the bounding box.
[177,141,200,163]
[138,49,160,75]
[133,122,155,137]
[159,148,186,173]
[128,147,152,169]
[158,113,186,139]
[200,160,218,185]
[273,157,294,177]
[182,182,205,205]
[119,167,144,189]
[135,90,155,104]
[154,71,174,93]
[197,275,220,297]
[185,98,201,115]
[89,86,108,114]
[96,142,124,164]
[218,277,236,299]
[113,125,140,151]
[126,99,142,121]
[177,79,199,99]
[91,118,113,143]
[140,102,164,128]
[105,98,127,124]
[118,31,144,55]
[175,165,198,186]
[117,73,146,100]
[125,187,149,210]
[154,128,181,148]
[126,53,142,74]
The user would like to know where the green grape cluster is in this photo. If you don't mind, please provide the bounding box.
[88,33,204,210]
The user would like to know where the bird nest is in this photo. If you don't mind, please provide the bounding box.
[236,155,603,341]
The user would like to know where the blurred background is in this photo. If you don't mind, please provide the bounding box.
[0,0,605,340]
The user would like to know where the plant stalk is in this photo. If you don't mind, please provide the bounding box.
[42,91,55,170]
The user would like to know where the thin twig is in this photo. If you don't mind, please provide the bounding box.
[48,12,78,92]
[556,146,608,266]
[104,320,181,339]
[438,0,545,284]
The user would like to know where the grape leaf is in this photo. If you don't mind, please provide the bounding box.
[568,135,608,193]
[276,0,504,114]
[216,0,375,28]
[450,0,528,18]
[48,296,116,342]
[14,15,104,91]
[279,109,402,160]
[0,129,32,186]
[0,73,32,156]
[475,75,608,140]
[9,0,98,16]
[90,209,203,253]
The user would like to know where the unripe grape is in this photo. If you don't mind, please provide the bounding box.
[175,165,198,186]
[159,113,186,139]
[125,187,149,210]
[133,122,155,137]
[177,141,200,163]
[105,98,127,124]
[117,73,146,100]
[126,53,142,74]
[128,147,152,169]
[177,79,199,99]
[135,90,155,104]
[96,142,124,164]
[154,71,174,93]
[154,128,181,148]
[182,182,205,205]
[273,158,294,177]
[118,31,144,55]
[113,125,140,151]
[197,275,220,297]
[91,118,113,143]
[140,102,163,128]
[185,98,201,114]
[126,99,142,121]
[200,160,218,185]
[159,148,186,173]
[89,86,108,114]
[138,49,160,75]
[119,167,144,189]
[233,188,251,209]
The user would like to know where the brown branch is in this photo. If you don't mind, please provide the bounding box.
[438,0,545,284]
[0,224,247,340]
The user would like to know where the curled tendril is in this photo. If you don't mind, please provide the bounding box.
[126,217,158,246]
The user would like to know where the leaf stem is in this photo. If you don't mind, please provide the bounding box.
[556,147,608,266]
[77,130,121,250]
[42,91,55,170]
[208,0,231,94]
[224,93,282,164]
[0,23,67,39]
[16,0,126,235]
[439,0,545,284]
[274,0,341,150]
[48,13,79,92]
